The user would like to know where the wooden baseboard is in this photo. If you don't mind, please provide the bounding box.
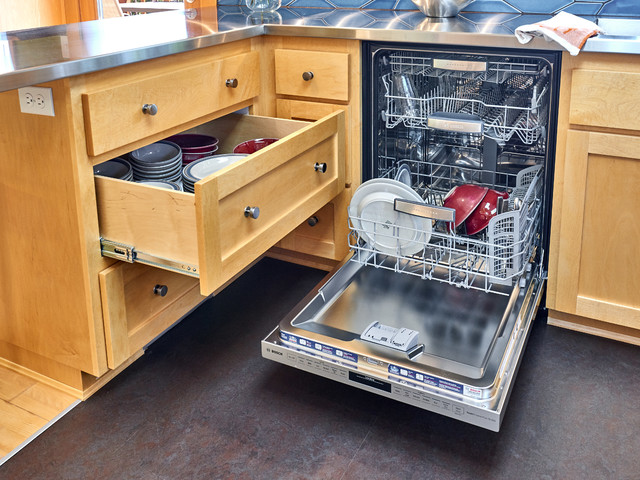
[547,309,640,346]
[266,246,339,271]
[0,357,83,400]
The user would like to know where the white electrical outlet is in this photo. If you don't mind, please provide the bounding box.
[18,87,55,116]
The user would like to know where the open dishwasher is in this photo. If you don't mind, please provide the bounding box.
[262,43,561,431]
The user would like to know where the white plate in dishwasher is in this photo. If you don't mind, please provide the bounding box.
[349,178,431,256]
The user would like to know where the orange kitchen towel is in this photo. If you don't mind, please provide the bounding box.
[515,12,603,56]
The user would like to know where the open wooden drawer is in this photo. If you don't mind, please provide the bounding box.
[95,111,345,296]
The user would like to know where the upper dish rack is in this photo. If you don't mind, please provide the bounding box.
[347,165,543,295]
[388,52,549,84]
[382,55,550,145]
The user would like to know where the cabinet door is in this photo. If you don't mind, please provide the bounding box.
[554,130,640,329]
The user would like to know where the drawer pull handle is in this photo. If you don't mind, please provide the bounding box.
[153,284,168,297]
[302,71,314,81]
[314,162,327,173]
[244,206,260,219]
[307,216,319,227]
[142,103,158,116]
[226,78,238,88]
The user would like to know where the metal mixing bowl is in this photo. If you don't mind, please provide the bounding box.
[411,0,472,17]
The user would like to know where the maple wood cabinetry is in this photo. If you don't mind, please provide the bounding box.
[547,52,640,345]
[262,37,362,267]
[0,36,353,396]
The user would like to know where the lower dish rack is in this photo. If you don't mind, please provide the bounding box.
[348,165,543,294]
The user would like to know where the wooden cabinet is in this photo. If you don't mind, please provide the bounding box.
[99,262,203,369]
[261,38,362,267]
[0,36,356,398]
[547,52,640,345]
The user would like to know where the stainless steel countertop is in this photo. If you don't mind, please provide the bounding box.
[1,7,639,93]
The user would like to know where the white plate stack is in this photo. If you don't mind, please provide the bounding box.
[182,154,248,193]
[129,141,183,183]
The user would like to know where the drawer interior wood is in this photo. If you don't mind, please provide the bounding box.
[96,111,345,296]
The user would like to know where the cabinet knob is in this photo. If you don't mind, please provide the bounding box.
[302,71,314,81]
[226,78,238,88]
[244,206,260,219]
[153,284,168,297]
[314,162,327,173]
[142,103,158,115]
[307,216,319,227]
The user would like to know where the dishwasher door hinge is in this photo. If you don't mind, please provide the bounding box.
[100,238,199,277]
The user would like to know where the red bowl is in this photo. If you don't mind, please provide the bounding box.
[165,134,219,153]
[232,138,278,154]
[443,184,489,228]
[465,189,510,235]
[182,146,219,164]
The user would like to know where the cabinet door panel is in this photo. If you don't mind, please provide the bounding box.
[555,130,640,328]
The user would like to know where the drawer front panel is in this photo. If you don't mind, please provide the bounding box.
[569,69,640,131]
[196,111,346,294]
[99,262,203,369]
[82,51,260,156]
[275,49,349,102]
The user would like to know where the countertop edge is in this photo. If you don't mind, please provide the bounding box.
[1,14,638,93]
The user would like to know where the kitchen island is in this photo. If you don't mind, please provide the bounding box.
[1,6,639,461]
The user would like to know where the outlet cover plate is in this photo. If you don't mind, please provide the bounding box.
[18,87,55,116]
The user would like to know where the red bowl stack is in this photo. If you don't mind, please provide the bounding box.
[165,134,219,165]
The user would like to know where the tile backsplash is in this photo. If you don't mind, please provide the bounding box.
[218,0,640,17]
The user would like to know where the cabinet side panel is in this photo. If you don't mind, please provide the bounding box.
[0,82,106,374]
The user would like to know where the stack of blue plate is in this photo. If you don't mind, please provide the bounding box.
[182,154,247,193]
[129,141,182,183]
[93,157,133,181]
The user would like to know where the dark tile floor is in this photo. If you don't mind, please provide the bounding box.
[2,258,639,480]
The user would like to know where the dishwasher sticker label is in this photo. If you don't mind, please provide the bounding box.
[280,332,358,364]
[388,364,464,395]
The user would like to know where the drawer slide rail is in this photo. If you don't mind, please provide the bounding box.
[100,238,199,278]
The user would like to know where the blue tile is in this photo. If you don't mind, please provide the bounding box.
[600,0,640,16]
[507,0,572,14]
[323,0,371,7]
[502,14,551,30]
[561,3,602,15]
[366,0,400,10]
[324,9,378,26]
[461,12,523,23]
[395,0,418,10]
[285,0,332,7]
[466,0,520,13]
